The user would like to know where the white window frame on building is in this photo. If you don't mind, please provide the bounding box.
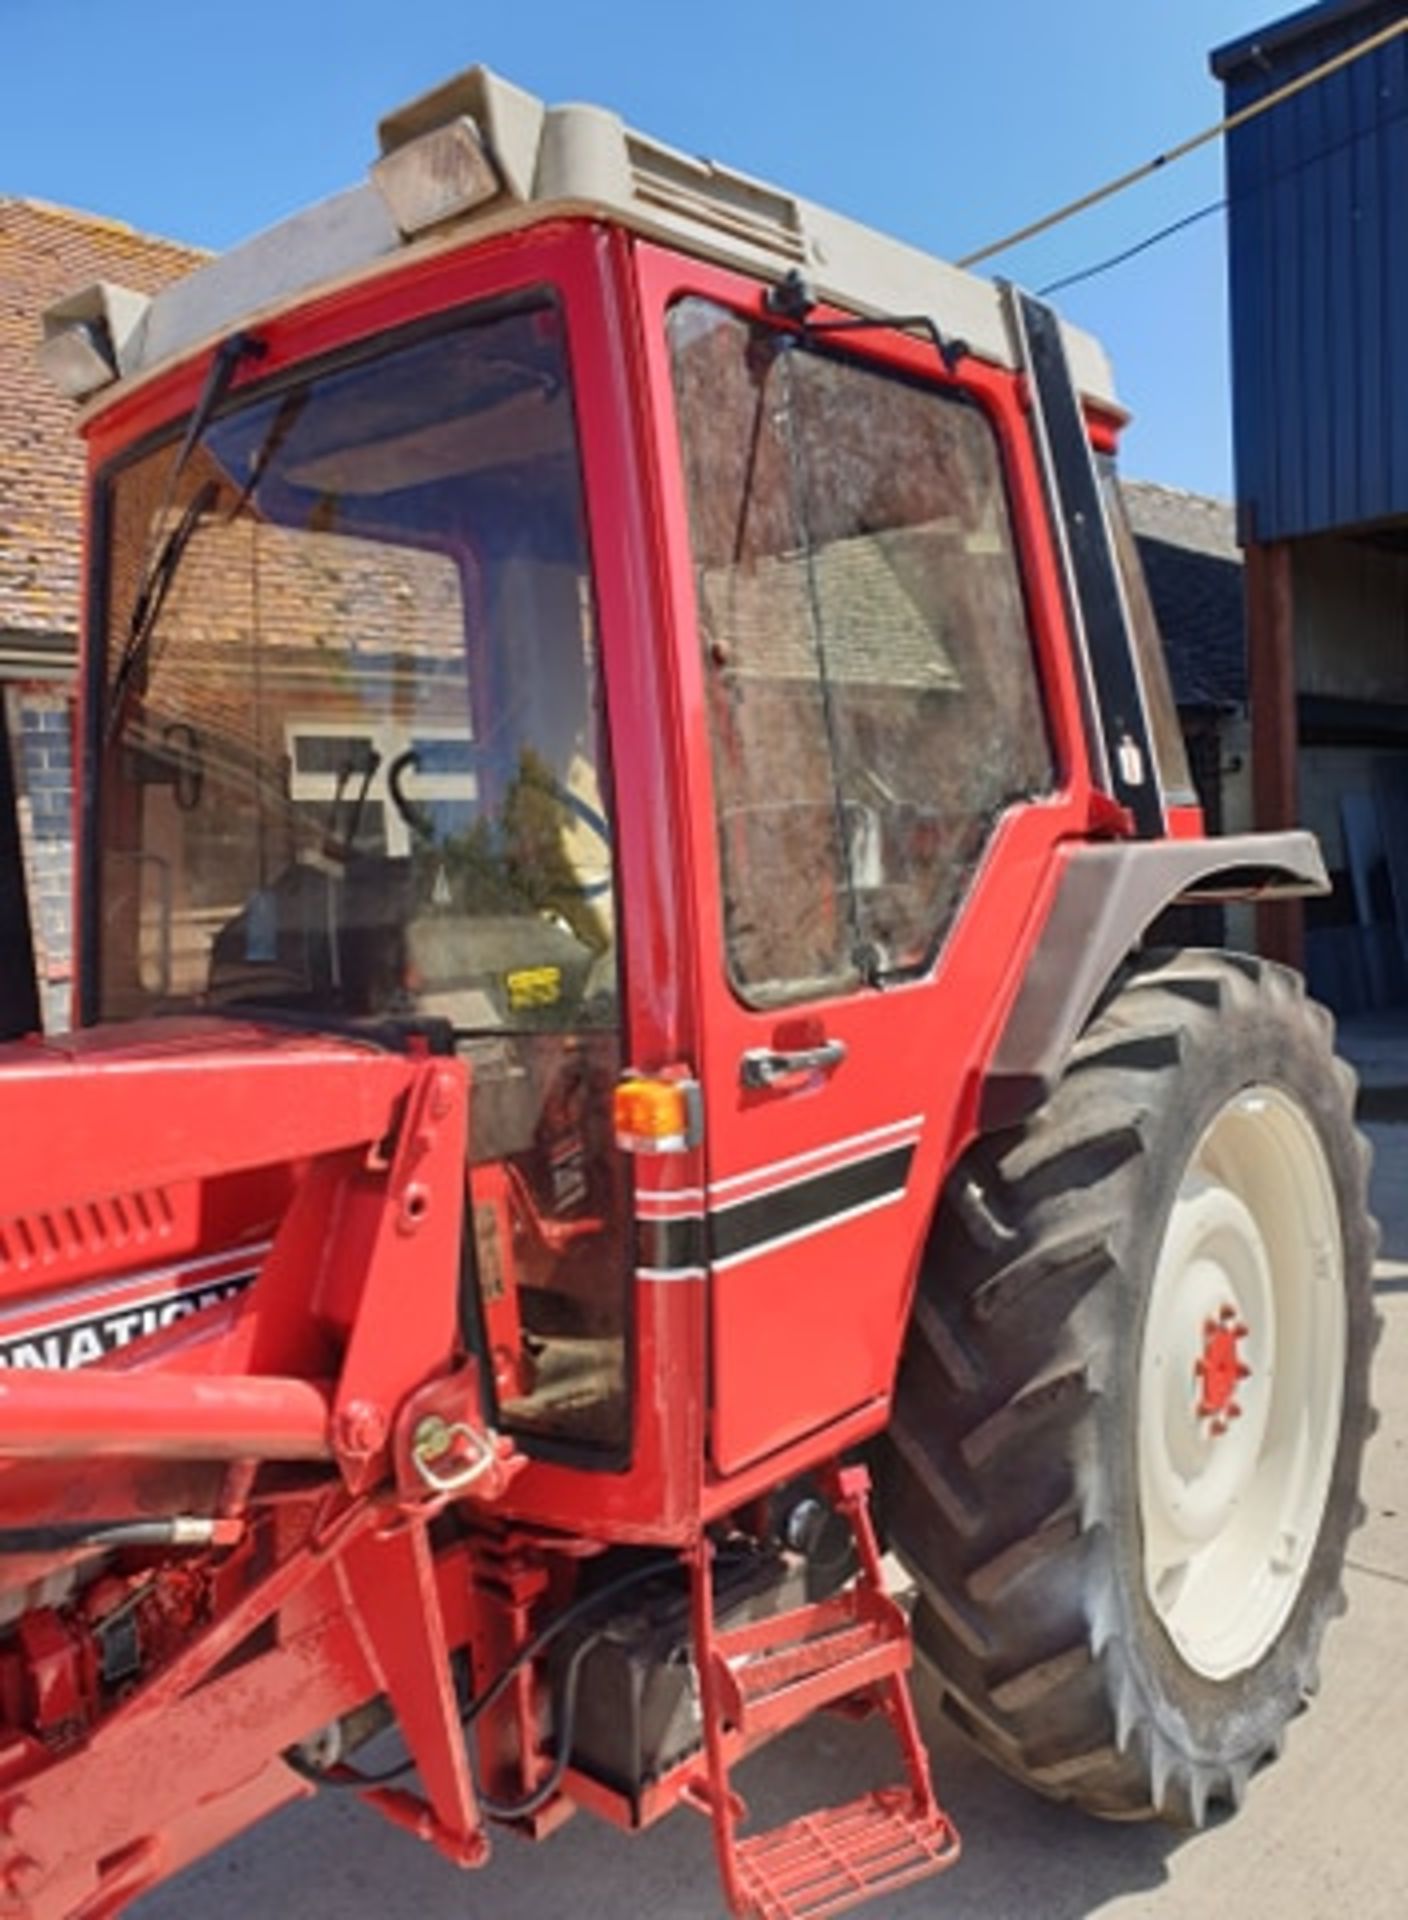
[285,719,476,859]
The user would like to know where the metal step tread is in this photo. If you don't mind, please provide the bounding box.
[734,1787,961,1920]
[729,1617,902,1705]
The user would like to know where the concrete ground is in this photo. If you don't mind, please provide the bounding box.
[137,1121,1408,1920]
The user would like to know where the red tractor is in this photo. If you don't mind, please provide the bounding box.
[0,67,1375,1918]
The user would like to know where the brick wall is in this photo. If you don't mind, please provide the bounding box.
[1,199,205,1034]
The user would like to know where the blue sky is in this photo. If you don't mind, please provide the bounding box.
[1,0,1283,497]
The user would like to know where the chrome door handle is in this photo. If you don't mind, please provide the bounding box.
[740,1040,847,1090]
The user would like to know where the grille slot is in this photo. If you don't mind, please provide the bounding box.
[0,1187,178,1285]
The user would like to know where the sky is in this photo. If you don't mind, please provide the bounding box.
[0,0,1287,498]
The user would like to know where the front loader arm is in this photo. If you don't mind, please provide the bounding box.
[0,1022,511,1916]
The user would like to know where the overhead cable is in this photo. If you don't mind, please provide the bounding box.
[957,14,1408,270]
[1037,200,1227,298]
[1036,80,1408,300]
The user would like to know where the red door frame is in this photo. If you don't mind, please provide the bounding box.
[630,241,1106,1480]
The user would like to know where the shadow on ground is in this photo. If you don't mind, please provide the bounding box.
[136,1665,1181,1920]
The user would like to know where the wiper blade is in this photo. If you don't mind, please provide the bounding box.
[104,330,266,745]
[106,479,219,741]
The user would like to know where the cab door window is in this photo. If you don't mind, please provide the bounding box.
[666,301,855,1003]
[668,298,1053,999]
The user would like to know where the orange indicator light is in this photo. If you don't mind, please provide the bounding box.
[614,1075,699,1154]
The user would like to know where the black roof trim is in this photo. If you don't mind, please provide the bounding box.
[1211,0,1396,81]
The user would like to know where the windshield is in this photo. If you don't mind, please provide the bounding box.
[93,296,616,1035]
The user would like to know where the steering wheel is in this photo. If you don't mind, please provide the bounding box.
[386,748,435,844]
[386,747,611,900]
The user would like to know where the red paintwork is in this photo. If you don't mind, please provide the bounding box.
[0,1368,331,1462]
[1086,413,1124,456]
[1196,1307,1253,1430]
[631,243,1100,1472]
[0,209,1200,1915]
[687,1464,958,1916]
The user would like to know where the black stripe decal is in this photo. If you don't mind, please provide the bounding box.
[636,1144,916,1274]
[636,1214,707,1273]
[1013,289,1163,837]
[710,1143,914,1262]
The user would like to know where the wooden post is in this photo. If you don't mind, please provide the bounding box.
[1245,539,1303,968]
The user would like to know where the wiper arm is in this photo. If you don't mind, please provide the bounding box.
[228,388,307,518]
[104,330,266,746]
[106,479,219,742]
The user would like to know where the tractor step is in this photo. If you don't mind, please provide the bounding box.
[715,1586,911,1740]
[688,1463,960,1919]
[735,1787,960,1920]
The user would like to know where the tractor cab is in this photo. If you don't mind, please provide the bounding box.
[48,68,1185,1494]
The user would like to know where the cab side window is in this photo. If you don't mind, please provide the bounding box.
[668,298,1053,1002]
[668,301,856,1001]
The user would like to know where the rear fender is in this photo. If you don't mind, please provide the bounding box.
[979,831,1328,1131]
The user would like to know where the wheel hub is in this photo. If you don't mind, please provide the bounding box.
[1195,1305,1251,1434]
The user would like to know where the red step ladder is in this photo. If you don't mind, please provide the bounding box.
[687,1464,960,1919]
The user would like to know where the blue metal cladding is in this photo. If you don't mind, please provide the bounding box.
[1212,1,1408,542]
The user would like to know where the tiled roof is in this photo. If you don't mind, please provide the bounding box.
[700,531,963,691]
[1122,478,1247,711]
[0,198,205,643]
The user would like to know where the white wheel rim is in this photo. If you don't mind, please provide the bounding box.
[1138,1085,1346,1680]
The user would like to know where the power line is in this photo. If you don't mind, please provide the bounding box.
[957,13,1408,272]
[1036,198,1227,299]
[1033,78,1408,301]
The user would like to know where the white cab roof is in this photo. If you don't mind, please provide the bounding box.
[75,67,1121,420]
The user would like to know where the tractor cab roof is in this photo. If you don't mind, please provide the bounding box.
[43,66,1120,422]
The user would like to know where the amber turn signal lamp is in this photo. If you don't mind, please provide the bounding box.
[614,1074,701,1155]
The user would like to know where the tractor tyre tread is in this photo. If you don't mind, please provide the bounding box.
[881,949,1376,1826]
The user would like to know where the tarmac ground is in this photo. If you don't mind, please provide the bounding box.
[136,1117,1408,1920]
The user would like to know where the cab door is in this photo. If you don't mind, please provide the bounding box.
[639,248,1089,1474]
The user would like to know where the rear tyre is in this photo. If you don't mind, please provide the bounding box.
[881,950,1377,1824]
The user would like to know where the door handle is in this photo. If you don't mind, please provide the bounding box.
[740,1039,847,1090]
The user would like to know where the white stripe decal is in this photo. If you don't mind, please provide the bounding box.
[635,1188,708,1217]
[634,1126,922,1272]
[708,1117,923,1204]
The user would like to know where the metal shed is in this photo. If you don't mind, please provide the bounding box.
[1212,0,1408,544]
[1211,2,1408,1014]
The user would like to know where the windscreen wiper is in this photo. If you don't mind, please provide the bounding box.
[104,331,266,745]
[106,478,219,742]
